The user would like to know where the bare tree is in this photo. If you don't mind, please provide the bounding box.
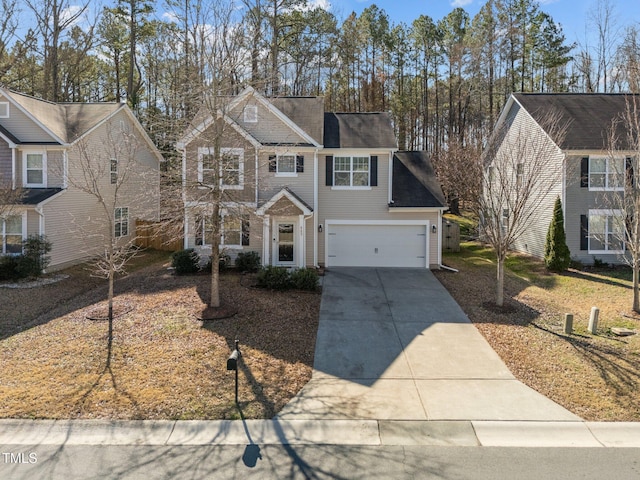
[601,94,640,311]
[479,108,568,306]
[65,117,159,364]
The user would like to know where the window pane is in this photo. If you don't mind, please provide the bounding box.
[202,154,215,169]
[353,157,369,171]
[27,170,43,184]
[5,216,21,234]
[225,171,240,185]
[6,235,22,254]
[334,172,350,186]
[334,157,350,171]
[590,173,605,188]
[590,215,606,235]
[26,154,42,169]
[590,158,606,173]
[353,172,369,186]
[278,155,295,173]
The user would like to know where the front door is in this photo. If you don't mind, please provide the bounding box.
[274,220,296,266]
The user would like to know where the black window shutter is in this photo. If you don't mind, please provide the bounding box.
[296,155,304,173]
[580,157,589,188]
[325,155,333,186]
[626,157,634,188]
[580,215,589,251]
[370,156,378,187]
[268,155,276,172]
[241,216,250,246]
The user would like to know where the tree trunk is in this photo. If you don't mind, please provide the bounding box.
[634,264,639,313]
[496,256,505,307]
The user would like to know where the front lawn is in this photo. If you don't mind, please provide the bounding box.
[435,242,640,421]
[0,251,320,419]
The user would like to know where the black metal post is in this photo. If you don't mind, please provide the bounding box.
[234,340,239,404]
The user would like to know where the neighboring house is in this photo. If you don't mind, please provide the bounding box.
[0,88,162,270]
[177,87,447,269]
[488,92,639,264]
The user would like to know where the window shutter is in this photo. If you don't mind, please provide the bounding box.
[268,155,276,172]
[580,215,589,251]
[325,155,333,186]
[626,157,634,188]
[580,157,589,188]
[296,155,304,173]
[241,216,250,246]
[370,156,378,187]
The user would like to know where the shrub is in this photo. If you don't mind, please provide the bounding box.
[171,249,200,275]
[0,255,20,281]
[256,266,292,290]
[235,251,261,272]
[18,235,52,277]
[290,267,319,291]
[204,254,231,273]
[544,197,571,272]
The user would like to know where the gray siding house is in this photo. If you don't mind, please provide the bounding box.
[490,93,639,265]
[0,88,162,270]
[178,87,447,269]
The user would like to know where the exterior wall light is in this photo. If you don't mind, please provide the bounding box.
[432,224,437,234]
[318,224,323,233]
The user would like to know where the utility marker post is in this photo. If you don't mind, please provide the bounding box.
[589,307,599,334]
[227,340,240,404]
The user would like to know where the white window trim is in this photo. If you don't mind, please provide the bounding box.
[275,154,298,177]
[114,206,129,238]
[221,211,243,248]
[197,146,214,184]
[23,150,47,188]
[588,209,625,254]
[194,209,247,248]
[220,147,244,190]
[0,102,9,118]
[1,212,26,255]
[588,156,624,192]
[332,155,371,190]
[244,105,258,123]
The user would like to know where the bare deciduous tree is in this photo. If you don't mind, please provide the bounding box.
[480,109,568,306]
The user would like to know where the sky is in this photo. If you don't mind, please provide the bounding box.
[324,0,640,46]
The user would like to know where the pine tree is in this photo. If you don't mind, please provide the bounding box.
[545,196,571,272]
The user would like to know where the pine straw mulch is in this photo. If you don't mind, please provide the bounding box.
[435,251,640,422]
[0,253,320,420]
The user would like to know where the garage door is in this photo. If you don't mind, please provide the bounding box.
[326,223,428,268]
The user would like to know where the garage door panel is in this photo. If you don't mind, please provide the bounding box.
[327,224,428,268]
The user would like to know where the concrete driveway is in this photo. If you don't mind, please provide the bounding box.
[278,268,580,422]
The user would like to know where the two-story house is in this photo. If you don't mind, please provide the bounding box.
[488,92,639,264]
[0,88,162,270]
[177,87,447,269]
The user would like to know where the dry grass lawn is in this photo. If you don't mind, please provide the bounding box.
[435,242,640,421]
[0,251,320,419]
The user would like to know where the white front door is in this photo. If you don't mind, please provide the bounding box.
[273,220,296,266]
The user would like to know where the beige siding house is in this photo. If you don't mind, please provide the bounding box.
[488,93,639,265]
[0,88,162,270]
[178,87,447,269]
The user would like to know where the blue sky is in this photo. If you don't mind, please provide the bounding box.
[326,0,640,45]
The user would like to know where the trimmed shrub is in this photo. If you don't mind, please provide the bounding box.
[544,197,571,272]
[290,267,319,291]
[204,254,231,273]
[235,251,261,273]
[0,255,20,281]
[171,249,200,275]
[18,235,52,277]
[256,266,292,290]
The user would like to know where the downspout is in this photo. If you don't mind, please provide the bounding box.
[11,147,16,189]
[62,149,68,188]
[313,148,319,267]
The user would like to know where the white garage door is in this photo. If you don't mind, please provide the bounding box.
[326,223,429,268]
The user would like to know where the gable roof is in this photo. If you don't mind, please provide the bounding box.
[269,97,324,146]
[391,151,446,208]
[512,93,640,151]
[3,88,123,144]
[324,112,397,149]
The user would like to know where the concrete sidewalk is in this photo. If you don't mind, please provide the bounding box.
[1,419,639,448]
[278,268,578,422]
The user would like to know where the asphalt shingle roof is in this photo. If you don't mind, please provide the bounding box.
[324,112,397,149]
[391,151,446,208]
[513,93,640,151]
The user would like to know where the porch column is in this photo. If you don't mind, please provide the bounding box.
[262,215,270,266]
[298,214,305,268]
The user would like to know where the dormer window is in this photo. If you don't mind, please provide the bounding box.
[0,102,9,118]
[243,105,258,123]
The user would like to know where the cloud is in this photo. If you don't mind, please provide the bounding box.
[451,0,474,7]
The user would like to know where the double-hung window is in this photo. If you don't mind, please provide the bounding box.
[220,148,244,189]
[198,147,216,185]
[589,156,624,190]
[110,158,118,184]
[588,210,624,253]
[195,213,249,247]
[24,152,46,187]
[334,156,369,187]
[1,215,23,254]
[114,207,129,238]
[195,215,214,246]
